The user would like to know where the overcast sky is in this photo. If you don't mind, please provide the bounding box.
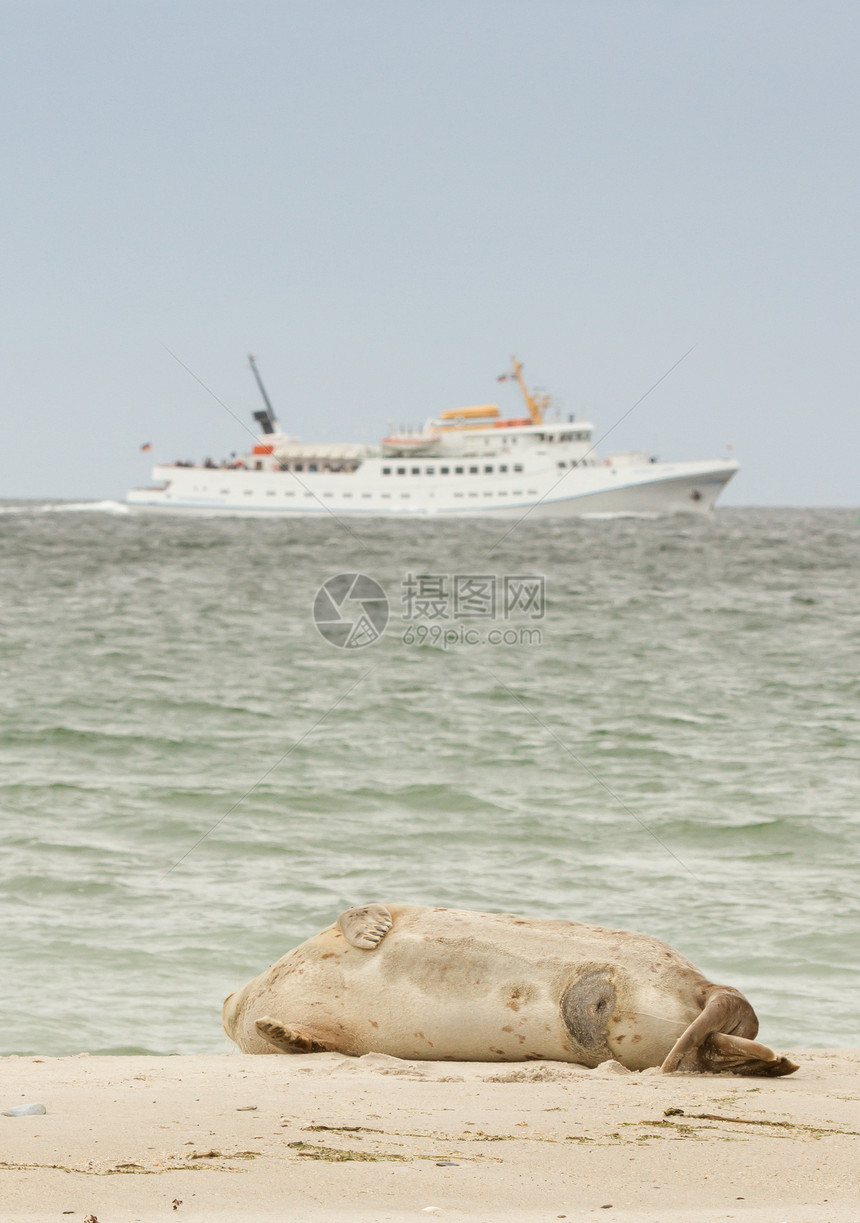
[1,1,857,505]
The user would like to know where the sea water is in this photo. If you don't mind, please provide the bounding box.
[0,503,857,1056]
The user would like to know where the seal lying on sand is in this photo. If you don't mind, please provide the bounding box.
[223,903,797,1076]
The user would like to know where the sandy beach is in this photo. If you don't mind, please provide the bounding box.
[1,1050,858,1223]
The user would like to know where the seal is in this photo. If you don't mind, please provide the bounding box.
[222,903,797,1076]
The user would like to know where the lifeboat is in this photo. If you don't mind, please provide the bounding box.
[380,431,438,457]
[437,404,500,421]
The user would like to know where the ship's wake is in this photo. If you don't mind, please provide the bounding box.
[0,500,131,515]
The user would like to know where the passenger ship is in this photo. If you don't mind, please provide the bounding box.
[126,358,738,518]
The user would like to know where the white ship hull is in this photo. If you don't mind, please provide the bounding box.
[128,457,738,519]
[127,356,738,519]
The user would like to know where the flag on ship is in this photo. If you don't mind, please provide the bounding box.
[140,442,153,451]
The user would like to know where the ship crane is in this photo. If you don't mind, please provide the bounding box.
[507,356,550,426]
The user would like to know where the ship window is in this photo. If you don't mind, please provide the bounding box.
[483,490,493,496]
[454,492,464,497]
[305,492,314,497]
[285,490,294,496]
[558,461,566,469]
[513,490,523,495]
[396,467,406,475]
[244,489,253,495]
[266,489,276,495]
[343,492,352,498]
[514,464,524,472]
[219,488,228,494]
[528,489,538,494]
[381,492,391,498]
[382,467,391,475]
[499,465,508,473]
[361,492,372,498]
[469,466,478,474]
[440,466,449,474]
[455,466,464,474]
[411,467,420,475]
[468,491,478,497]
[484,465,493,473]
[498,490,508,495]
[425,466,435,475]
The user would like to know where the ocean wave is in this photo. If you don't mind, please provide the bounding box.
[1,507,858,1054]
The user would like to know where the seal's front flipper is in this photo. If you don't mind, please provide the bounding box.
[337,903,393,950]
[255,1018,340,1054]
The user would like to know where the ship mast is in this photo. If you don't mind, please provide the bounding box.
[508,357,550,425]
[248,354,280,434]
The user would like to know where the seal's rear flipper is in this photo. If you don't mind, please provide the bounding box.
[701,1032,799,1077]
[255,1018,340,1054]
[661,986,798,1076]
[661,986,758,1073]
[337,903,393,950]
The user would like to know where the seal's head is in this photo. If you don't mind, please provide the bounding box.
[222,990,238,1040]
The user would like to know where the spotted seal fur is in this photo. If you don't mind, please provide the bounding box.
[222,903,797,1076]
